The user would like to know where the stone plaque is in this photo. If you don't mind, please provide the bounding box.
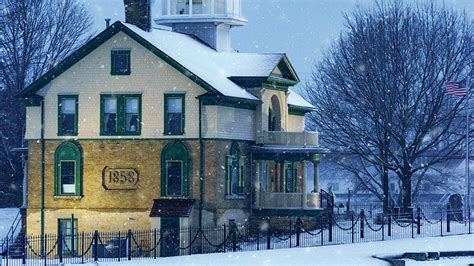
[102,167,139,190]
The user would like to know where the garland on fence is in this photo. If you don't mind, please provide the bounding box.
[333,217,359,231]
[362,216,384,232]
[165,230,202,251]
[130,233,163,253]
[61,236,94,257]
[301,227,323,236]
[25,237,59,258]
[97,234,127,256]
[393,218,413,228]
[200,229,230,249]
[420,210,442,225]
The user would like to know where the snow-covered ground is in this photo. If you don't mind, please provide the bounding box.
[0,208,19,239]
[90,234,474,266]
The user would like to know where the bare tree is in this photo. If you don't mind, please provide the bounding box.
[305,0,473,210]
[0,0,92,206]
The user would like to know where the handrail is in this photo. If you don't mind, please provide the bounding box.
[6,210,21,243]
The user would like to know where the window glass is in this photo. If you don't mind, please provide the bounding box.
[226,143,244,196]
[104,98,117,133]
[59,97,77,134]
[60,161,76,194]
[193,0,210,14]
[125,98,139,132]
[58,219,78,255]
[214,0,225,14]
[111,51,130,75]
[173,0,189,15]
[166,96,183,135]
[166,161,182,196]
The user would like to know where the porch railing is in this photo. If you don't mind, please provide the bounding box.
[257,192,320,209]
[256,131,319,147]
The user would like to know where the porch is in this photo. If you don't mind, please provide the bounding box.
[250,144,329,216]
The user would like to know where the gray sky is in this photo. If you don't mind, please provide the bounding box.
[86,0,474,89]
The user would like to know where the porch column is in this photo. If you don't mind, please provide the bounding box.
[302,161,307,209]
[313,160,320,193]
[255,160,261,208]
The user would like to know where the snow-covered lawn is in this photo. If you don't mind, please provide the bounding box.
[93,234,474,266]
[0,208,19,239]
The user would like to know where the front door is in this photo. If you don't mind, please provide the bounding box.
[58,218,78,256]
[160,217,180,257]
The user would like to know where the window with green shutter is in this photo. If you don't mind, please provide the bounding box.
[161,141,189,197]
[54,142,82,196]
[225,142,245,197]
[100,94,141,136]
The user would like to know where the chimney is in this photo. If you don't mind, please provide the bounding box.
[105,18,111,28]
[123,0,151,31]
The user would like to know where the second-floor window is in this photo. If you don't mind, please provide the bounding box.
[164,94,185,135]
[58,95,78,135]
[101,94,141,135]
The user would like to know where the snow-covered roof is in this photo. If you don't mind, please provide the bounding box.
[123,23,258,100]
[288,88,314,109]
[19,21,313,110]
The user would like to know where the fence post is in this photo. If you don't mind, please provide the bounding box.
[58,231,63,263]
[93,231,98,262]
[328,211,333,242]
[231,221,237,252]
[447,205,451,233]
[360,209,365,239]
[351,215,355,243]
[127,230,132,261]
[22,234,27,265]
[469,208,471,234]
[71,214,75,256]
[382,213,385,241]
[411,209,414,238]
[320,215,324,246]
[223,224,226,252]
[44,234,47,266]
[388,213,392,237]
[153,228,157,259]
[296,218,302,247]
[81,232,85,264]
[189,226,193,255]
[266,220,271,250]
[440,210,443,237]
[417,207,421,235]
[118,231,121,262]
[6,233,9,266]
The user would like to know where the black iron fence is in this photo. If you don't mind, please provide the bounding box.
[0,207,471,265]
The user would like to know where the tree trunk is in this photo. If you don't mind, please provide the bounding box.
[382,166,389,214]
[401,174,412,211]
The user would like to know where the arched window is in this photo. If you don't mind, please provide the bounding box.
[54,142,82,196]
[226,142,244,196]
[268,95,281,131]
[161,141,189,197]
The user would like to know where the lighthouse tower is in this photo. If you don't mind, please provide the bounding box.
[155,0,247,51]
